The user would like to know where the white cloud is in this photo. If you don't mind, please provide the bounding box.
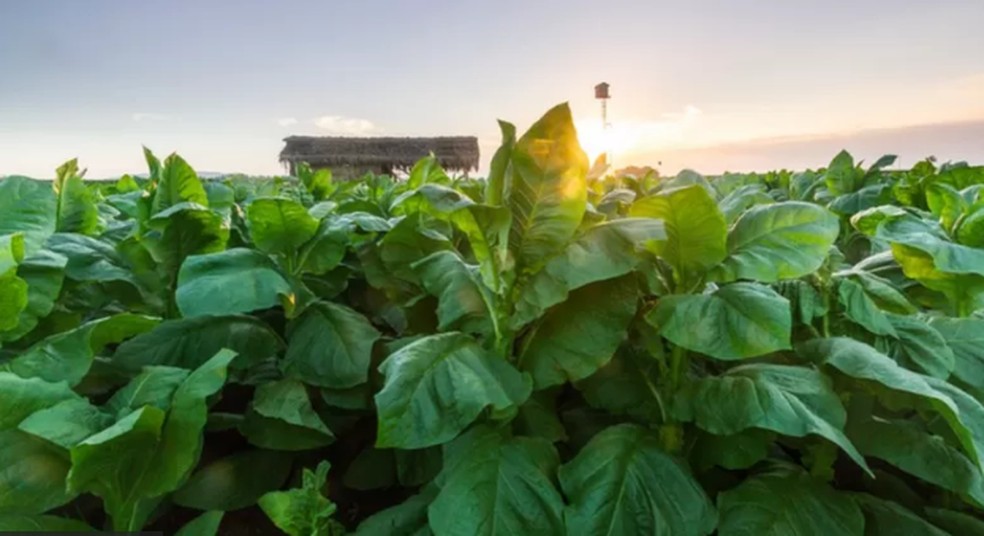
[277,117,298,127]
[313,115,376,135]
[131,112,169,122]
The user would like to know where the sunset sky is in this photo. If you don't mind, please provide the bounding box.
[2,0,983,178]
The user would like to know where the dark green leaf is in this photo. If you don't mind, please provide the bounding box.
[174,449,292,511]
[283,301,381,389]
[176,248,291,317]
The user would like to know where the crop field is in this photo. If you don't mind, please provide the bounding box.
[1,103,984,534]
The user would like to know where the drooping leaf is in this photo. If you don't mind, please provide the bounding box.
[241,379,334,451]
[0,429,75,514]
[375,333,531,449]
[0,373,79,430]
[710,202,839,283]
[886,313,954,378]
[927,316,984,389]
[838,277,897,336]
[853,494,948,536]
[652,282,791,360]
[429,427,565,536]
[175,248,292,317]
[0,177,57,256]
[53,158,99,235]
[518,275,638,389]
[1,249,67,341]
[559,424,716,536]
[717,469,864,536]
[18,398,112,449]
[413,251,495,337]
[282,301,381,389]
[673,364,870,474]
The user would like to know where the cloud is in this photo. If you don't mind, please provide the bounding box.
[277,117,298,127]
[131,112,169,122]
[313,115,376,135]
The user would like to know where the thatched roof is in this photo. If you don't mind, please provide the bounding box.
[279,136,479,172]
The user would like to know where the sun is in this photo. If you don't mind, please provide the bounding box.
[576,121,636,164]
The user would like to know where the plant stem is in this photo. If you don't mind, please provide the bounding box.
[670,345,687,388]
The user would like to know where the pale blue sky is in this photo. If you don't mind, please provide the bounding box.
[2,0,983,177]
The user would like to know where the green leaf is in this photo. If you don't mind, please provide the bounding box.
[175,511,224,536]
[0,176,57,256]
[0,373,79,430]
[176,248,292,317]
[926,182,967,232]
[298,220,348,275]
[407,154,449,189]
[485,120,517,206]
[174,449,292,511]
[824,149,861,195]
[7,313,159,385]
[957,206,984,247]
[518,275,638,389]
[513,394,568,443]
[450,204,511,292]
[854,494,948,536]
[1,249,67,341]
[0,514,93,532]
[512,218,665,327]
[575,350,664,423]
[925,508,984,535]
[838,277,897,336]
[151,153,208,214]
[258,461,341,536]
[429,427,565,536]
[67,406,166,530]
[18,398,112,449]
[717,469,864,536]
[144,203,229,288]
[0,429,75,514]
[54,158,99,235]
[105,366,189,417]
[44,232,139,285]
[848,418,984,505]
[413,251,495,337]
[693,429,774,471]
[506,103,589,270]
[886,313,954,378]
[928,316,984,388]
[673,364,870,474]
[375,333,531,449]
[710,202,839,283]
[799,338,984,469]
[241,379,334,451]
[113,315,283,371]
[652,282,791,360]
[559,424,716,536]
[282,301,381,389]
[629,184,726,286]
[247,197,320,256]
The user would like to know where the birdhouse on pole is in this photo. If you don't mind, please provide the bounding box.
[594,82,610,100]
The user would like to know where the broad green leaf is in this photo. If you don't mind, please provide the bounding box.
[506,103,589,270]
[824,149,861,195]
[485,120,517,206]
[838,277,897,336]
[282,301,381,389]
[247,197,320,256]
[559,424,716,536]
[0,254,28,331]
[575,350,664,423]
[0,373,78,430]
[175,511,224,536]
[258,461,341,536]
[0,233,24,275]
[354,486,435,536]
[718,183,774,223]
[151,153,208,214]
[799,338,984,469]
[710,202,839,283]
[928,316,984,388]
[407,154,449,188]
[828,183,893,216]
[513,394,568,443]
[0,176,57,256]
[413,251,495,337]
[297,220,348,275]
[105,366,189,417]
[241,379,334,451]
[957,206,984,247]
[0,429,75,514]
[54,158,99,235]
[848,418,984,505]
[0,514,93,532]
[693,429,774,471]
[375,332,531,449]
[518,275,638,389]
[512,218,665,327]
[450,204,511,291]
[174,449,292,511]
[1,250,67,341]
[887,313,954,378]
[6,313,159,385]
[652,282,791,360]
[854,494,948,536]
[841,270,916,314]
[629,184,725,286]
[44,232,139,285]
[717,470,864,536]
[67,406,166,531]
[18,398,112,449]
[429,427,565,536]
[144,203,229,288]
[926,182,967,232]
[113,315,283,371]
[673,364,870,474]
[176,248,292,317]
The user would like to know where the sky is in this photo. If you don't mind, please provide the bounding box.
[2,0,983,178]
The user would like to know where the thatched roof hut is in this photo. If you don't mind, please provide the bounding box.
[279,136,479,178]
